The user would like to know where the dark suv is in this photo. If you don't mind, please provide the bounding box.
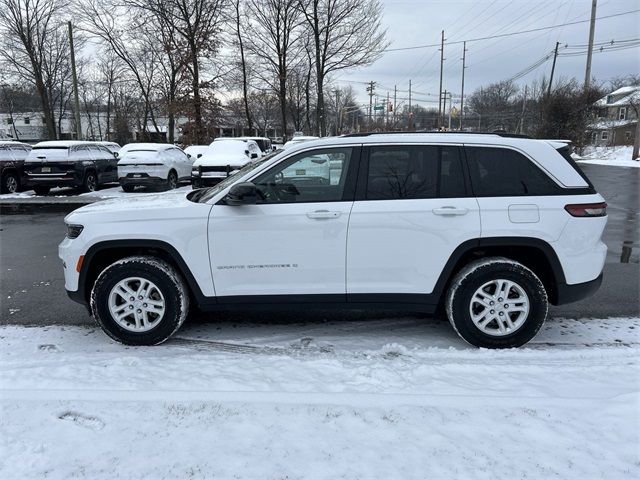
[0,141,32,194]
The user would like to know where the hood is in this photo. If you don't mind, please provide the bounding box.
[64,190,209,224]
[193,153,248,168]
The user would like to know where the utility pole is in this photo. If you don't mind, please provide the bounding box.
[442,90,447,131]
[547,41,560,97]
[584,0,597,89]
[393,85,397,125]
[519,84,528,134]
[366,81,375,128]
[334,89,341,135]
[68,21,82,140]
[408,79,413,130]
[438,30,445,128]
[460,41,467,131]
[386,92,390,129]
[633,118,639,160]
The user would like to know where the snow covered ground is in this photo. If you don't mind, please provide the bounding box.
[1,317,638,479]
[575,145,640,168]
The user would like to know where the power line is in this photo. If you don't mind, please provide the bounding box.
[382,9,640,52]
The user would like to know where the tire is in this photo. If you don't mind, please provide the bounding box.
[121,184,136,193]
[81,171,98,193]
[33,186,51,196]
[167,170,178,190]
[1,172,19,194]
[90,256,190,346]
[445,257,548,349]
[192,179,202,189]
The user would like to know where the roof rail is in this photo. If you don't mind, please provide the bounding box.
[340,131,532,139]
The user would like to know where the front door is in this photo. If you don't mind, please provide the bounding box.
[208,146,359,300]
[347,144,481,297]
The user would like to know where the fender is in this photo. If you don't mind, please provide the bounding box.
[73,239,212,307]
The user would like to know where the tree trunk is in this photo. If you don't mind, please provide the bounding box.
[279,73,288,141]
[235,3,252,132]
[633,119,639,160]
[190,40,203,143]
[33,74,56,139]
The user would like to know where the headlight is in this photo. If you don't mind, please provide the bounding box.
[192,169,201,176]
[66,224,84,239]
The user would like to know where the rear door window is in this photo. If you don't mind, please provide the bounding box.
[465,146,562,196]
[365,145,466,200]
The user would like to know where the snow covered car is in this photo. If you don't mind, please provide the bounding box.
[97,141,121,156]
[0,140,31,193]
[213,136,272,155]
[117,143,192,191]
[192,139,261,188]
[184,145,209,161]
[282,135,319,150]
[60,133,607,348]
[23,141,118,195]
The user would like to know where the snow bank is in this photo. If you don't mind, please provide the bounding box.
[1,318,638,479]
[575,145,640,168]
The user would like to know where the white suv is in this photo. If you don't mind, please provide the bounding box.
[59,133,607,348]
[117,143,192,191]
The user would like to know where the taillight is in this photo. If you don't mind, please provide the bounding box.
[564,202,607,217]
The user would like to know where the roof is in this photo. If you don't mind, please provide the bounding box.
[121,142,175,151]
[587,119,637,130]
[595,85,640,107]
[33,140,102,148]
[0,140,31,146]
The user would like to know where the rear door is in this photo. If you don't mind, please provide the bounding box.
[347,143,481,298]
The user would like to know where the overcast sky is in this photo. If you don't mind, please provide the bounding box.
[337,0,640,109]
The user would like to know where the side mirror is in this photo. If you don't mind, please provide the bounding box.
[187,153,192,159]
[245,149,250,155]
[114,152,119,158]
[197,153,203,158]
[225,182,259,206]
[251,153,258,159]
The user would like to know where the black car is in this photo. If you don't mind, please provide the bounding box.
[23,141,118,195]
[0,141,32,194]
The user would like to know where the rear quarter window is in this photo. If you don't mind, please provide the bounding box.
[465,146,563,196]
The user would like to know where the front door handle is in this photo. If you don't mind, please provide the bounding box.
[306,210,342,219]
[432,206,469,216]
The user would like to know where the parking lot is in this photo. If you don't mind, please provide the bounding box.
[1,163,638,328]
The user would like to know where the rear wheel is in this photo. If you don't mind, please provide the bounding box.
[81,171,98,193]
[90,256,190,345]
[33,186,51,196]
[1,171,19,194]
[167,170,178,190]
[121,184,135,193]
[446,258,548,348]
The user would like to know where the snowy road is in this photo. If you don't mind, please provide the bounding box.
[1,317,639,479]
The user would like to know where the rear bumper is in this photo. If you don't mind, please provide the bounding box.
[24,175,78,188]
[554,272,603,305]
[119,175,165,187]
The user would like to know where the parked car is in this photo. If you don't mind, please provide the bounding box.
[184,145,209,161]
[24,140,118,195]
[213,136,271,155]
[117,143,192,192]
[97,141,121,156]
[192,139,261,188]
[60,132,608,348]
[282,135,319,150]
[0,140,31,194]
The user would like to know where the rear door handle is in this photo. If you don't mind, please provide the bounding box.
[432,206,469,216]
[306,210,342,219]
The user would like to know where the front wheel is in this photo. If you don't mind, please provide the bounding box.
[1,172,19,194]
[90,256,190,345]
[446,258,548,348]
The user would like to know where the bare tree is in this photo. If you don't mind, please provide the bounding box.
[0,0,69,139]
[247,0,303,141]
[128,0,228,143]
[297,0,388,136]
[230,0,253,133]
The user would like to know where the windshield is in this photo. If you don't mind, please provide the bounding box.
[210,141,248,154]
[189,151,280,203]
[28,147,69,160]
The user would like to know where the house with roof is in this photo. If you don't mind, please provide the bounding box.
[587,86,639,146]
